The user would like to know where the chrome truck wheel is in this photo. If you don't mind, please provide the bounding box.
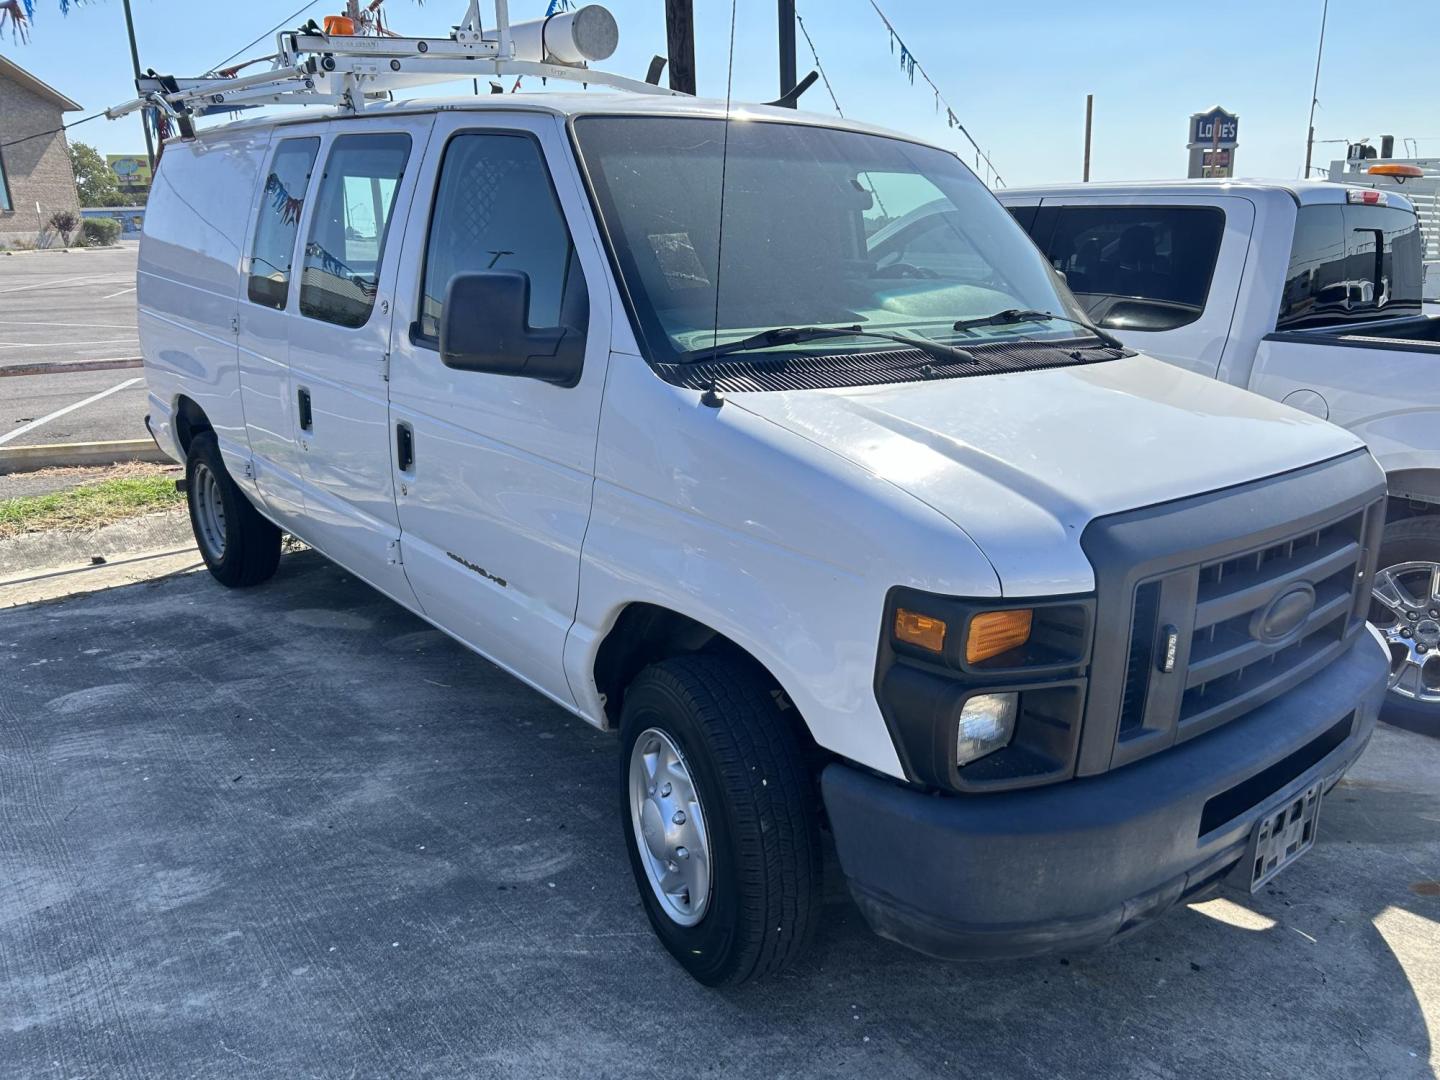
[627,726,712,926]
[1371,561,1440,705]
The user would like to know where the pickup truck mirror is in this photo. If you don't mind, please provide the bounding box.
[439,271,584,387]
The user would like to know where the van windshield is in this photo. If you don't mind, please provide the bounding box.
[572,116,1086,367]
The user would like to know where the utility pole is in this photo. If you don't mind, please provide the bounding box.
[778,0,797,105]
[1303,0,1329,178]
[1082,94,1093,182]
[120,0,157,172]
[665,0,696,96]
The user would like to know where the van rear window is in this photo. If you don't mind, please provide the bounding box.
[247,138,319,310]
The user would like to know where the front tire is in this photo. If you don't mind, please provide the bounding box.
[1371,515,1440,737]
[185,432,282,588]
[619,654,822,986]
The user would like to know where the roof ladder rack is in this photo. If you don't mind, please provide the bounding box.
[105,2,679,125]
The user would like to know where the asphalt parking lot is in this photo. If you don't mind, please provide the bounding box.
[2,550,1438,1079]
[0,245,139,369]
[0,244,146,450]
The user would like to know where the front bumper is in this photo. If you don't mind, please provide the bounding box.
[823,628,1389,961]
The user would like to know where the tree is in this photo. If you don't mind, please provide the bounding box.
[68,141,120,207]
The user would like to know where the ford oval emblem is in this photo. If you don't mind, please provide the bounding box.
[1251,582,1316,644]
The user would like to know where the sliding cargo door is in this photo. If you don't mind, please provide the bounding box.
[285,116,432,603]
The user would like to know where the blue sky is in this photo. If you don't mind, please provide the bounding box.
[5,0,1436,186]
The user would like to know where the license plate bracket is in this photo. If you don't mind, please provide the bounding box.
[1242,783,1322,892]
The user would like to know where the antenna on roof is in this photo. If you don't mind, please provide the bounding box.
[105,2,680,128]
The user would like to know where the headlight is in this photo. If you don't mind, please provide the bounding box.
[878,588,1096,792]
[956,692,1017,765]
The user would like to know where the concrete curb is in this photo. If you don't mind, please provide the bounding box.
[0,357,143,378]
[0,508,193,579]
[0,245,121,256]
[0,439,171,474]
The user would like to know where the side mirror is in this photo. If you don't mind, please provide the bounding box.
[439,270,584,386]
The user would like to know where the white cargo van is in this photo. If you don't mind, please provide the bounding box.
[131,46,1392,983]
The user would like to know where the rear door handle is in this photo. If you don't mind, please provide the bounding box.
[297,387,313,432]
[395,421,414,472]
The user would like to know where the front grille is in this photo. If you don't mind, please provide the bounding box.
[1115,508,1372,760]
[1078,451,1385,776]
[1181,512,1365,729]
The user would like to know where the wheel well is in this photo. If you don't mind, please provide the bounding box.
[593,604,815,756]
[173,396,212,454]
[1386,469,1440,522]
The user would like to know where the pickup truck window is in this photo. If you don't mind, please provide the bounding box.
[299,133,411,329]
[573,117,1080,368]
[247,137,320,310]
[1277,204,1424,330]
[418,132,584,342]
[1031,205,1224,332]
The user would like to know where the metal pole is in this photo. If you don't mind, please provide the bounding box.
[1082,94,1093,182]
[120,0,157,173]
[1303,0,1329,177]
[778,0,797,105]
[665,0,696,95]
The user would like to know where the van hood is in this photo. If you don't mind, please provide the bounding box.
[730,354,1365,595]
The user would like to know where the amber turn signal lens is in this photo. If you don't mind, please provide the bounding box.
[966,609,1033,664]
[894,608,947,653]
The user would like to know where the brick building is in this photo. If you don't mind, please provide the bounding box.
[0,55,82,246]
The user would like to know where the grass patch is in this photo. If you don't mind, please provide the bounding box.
[0,472,183,539]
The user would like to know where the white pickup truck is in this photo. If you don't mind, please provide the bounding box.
[996,181,1440,733]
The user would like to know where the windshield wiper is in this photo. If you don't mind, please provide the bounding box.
[674,324,976,366]
[952,308,1124,349]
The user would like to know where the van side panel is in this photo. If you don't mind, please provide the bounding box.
[138,130,269,484]
[566,358,1003,780]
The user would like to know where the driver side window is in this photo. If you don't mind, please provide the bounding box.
[417,132,586,343]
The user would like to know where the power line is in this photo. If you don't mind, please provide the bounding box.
[0,110,105,152]
[862,0,1004,187]
[208,0,325,73]
[794,13,842,118]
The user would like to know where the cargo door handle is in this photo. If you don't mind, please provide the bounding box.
[297,388,313,432]
[395,422,414,472]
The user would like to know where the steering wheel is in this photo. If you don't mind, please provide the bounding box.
[873,261,939,280]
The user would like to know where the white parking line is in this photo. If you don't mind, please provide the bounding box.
[102,287,137,300]
[0,275,110,296]
[0,376,144,446]
[0,338,138,350]
[0,320,137,330]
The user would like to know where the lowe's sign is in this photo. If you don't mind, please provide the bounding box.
[1190,107,1239,146]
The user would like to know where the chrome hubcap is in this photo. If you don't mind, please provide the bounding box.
[192,463,227,561]
[628,727,712,926]
[1371,561,1440,705]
